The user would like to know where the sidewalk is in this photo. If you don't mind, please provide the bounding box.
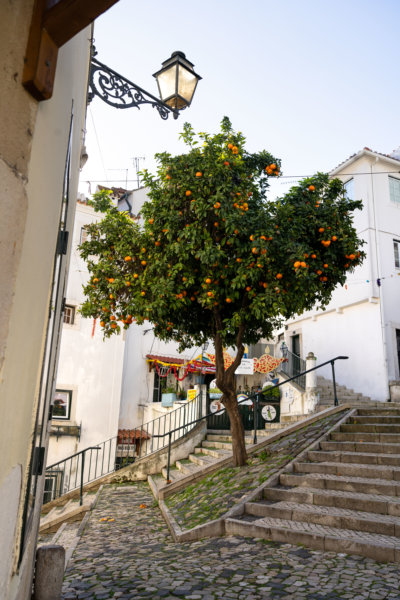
[62,483,400,600]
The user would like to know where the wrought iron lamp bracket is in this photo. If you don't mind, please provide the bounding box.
[88,52,179,120]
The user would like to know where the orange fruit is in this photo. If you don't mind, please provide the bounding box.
[300,261,306,268]
[276,273,283,279]
[148,218,154,224]
[319,227,324,233]
[133,273,138,279]
[232,146,238,154]
[207,291,213,297]
[309,185,315,191]
[226,298,232,303]
[125,281,130,286]
[124,256,131,262]
[227,143,233,149]
[155,240,161,246]
[185,190,192,196]
[141,260,147,266]
[252,247,258,254]
[110,322,117,329]
[332,235,337,241]
[214,202,221,209]
[166,174,171,180]
[108,278,114,283]
[109,294,113,299]
[236,258,242,263]
[214,222,219,227]
[205,278,212,284]
[224,161,230,166]
[141,291,146,296]
[323,263,328,268]
[246,286,251,291]
[100,321,105,327]
[234,229,239,234]
[311,254,316,259]
[294,261,301,268]
[349,253,355,260]
[196,171,202,177]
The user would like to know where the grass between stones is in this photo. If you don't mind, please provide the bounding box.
[165,411,346,530]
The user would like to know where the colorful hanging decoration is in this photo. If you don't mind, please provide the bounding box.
[206,352,286,374]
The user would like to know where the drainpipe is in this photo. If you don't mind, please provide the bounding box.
[370,160,390,400]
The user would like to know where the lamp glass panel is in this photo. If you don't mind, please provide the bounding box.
[177,65,198,103]
[156,64,177,102]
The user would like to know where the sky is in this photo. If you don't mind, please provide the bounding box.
[79,0,400,199]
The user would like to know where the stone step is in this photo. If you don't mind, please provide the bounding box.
[194,446,230,459]
[280,472,400,497]
[161,466,183,483]
[224,516,400,563]
[263,486,400,516]
[39,496,92,533]
[243,500,400,537]
[349,415,400,424]
[308,449,400,467]
[293,461,400,481]
[341,424,400,433]
[175,459,200,476]
[358,408,400,416]
[206,433,234,443]
[330,432,400,443]
[320,440,400,454]
[188,452,217,467]
[201,440,233,451]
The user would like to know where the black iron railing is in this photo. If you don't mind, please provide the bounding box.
[163,355,349,483]
[44,393,202,504]
[278,348,306,388]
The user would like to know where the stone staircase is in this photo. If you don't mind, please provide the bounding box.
[39,492,97,534]
[317,375,375,407]
[225,407,400,562]
[151,429,272,492]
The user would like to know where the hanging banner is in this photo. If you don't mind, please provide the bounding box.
[235,358,255,375]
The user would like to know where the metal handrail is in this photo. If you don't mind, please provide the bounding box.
[44,393,202,503]
[162,355,349,483]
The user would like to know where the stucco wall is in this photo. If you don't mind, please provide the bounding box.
[47,202,125,467]
[0,4,91,597]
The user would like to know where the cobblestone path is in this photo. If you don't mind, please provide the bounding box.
[62,483,400,600]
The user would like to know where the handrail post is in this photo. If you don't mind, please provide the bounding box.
[331,360,338,406]
[166,431,172,484]
[80,451,85,506]
[253,393,259,445]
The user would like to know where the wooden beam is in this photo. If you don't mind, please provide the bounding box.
[43,0,120,48]
[23,0,120,101]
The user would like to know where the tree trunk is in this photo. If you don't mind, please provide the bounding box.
[223,391,247,466]
[213,323,247,466]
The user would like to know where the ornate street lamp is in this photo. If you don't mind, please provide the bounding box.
[153,51,202,112]
[88,47,201,120]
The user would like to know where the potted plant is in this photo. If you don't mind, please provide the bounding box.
[161,386,177,407]
[209,387,223,399]
[177,387,187,400]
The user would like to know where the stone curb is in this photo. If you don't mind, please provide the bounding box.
[153,406,354,542]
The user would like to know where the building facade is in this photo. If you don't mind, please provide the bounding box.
[0,3,119,598]
[281,148,400,402]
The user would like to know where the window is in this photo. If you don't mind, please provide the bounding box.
[344,178,354,200]
[389,177,400,205]
[52,389,72,420]
[80,226,89,244]
[63,304,75,324]
[394,240,400,269]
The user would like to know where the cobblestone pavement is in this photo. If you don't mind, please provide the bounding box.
[62,483,400,600]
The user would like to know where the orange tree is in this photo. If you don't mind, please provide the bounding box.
[79,117,364,466]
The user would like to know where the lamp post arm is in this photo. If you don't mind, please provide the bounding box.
[88,56,179,120]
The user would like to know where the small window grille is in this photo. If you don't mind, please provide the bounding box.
[389,177,400,205]
[394,240,400,269]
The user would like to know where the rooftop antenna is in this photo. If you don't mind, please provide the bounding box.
[132,156,145,188]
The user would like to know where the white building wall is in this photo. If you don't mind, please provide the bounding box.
[283,151,400,402]
[48,201,125,466]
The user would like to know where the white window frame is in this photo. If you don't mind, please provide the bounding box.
[394,240,400,269]
[63,304,75,325]
[52,389,72,420]
[344,178,354,200]
[389,176,400,205]
[80,226,89,244]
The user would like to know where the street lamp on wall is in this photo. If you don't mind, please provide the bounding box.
[88,47,201,120]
